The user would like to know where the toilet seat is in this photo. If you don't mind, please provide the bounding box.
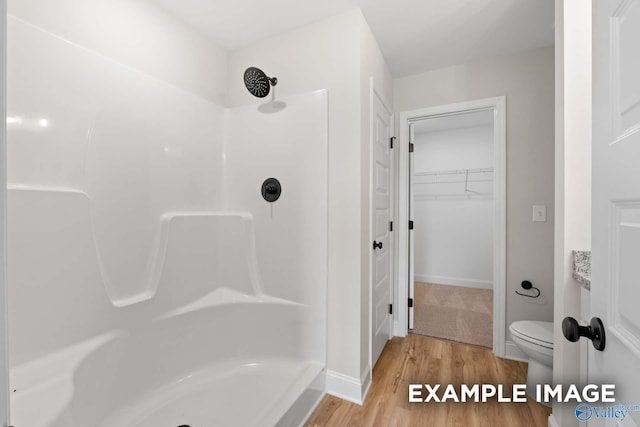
[510,321,554,350]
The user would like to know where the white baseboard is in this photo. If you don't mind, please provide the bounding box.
[547,414,560,427]
[504,340,528,362]
[414,274,493,290]
[326,369,367,405]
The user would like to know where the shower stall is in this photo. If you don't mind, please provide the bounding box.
[6,14,327,427]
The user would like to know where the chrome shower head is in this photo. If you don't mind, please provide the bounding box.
[243,67,278,98]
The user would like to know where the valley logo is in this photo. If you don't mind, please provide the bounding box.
[575,403,640,422]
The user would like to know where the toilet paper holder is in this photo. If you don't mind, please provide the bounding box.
[515,280,541,298]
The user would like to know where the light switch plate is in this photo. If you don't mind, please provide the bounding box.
[533,205,547,222]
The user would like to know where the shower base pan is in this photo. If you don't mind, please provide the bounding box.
[10,298,325,427]
[101,358,324,427]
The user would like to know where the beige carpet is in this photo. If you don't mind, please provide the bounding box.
[411,282,493,348]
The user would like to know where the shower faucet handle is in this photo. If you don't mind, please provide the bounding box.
[373,240,383,250]
[261,177,281,202]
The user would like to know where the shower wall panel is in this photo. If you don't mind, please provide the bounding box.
[224,92,327,302]
[7,16,225,363]
[224,91,328,361]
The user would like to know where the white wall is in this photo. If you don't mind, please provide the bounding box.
[414,126,494,171]
[228,9,393,400]
[394,47,555,350]
[8,0,227,104]
[551,1,591,426]
[413,124,494,288]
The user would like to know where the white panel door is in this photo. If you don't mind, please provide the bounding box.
[371,90,392,367]
[590,0,640,425]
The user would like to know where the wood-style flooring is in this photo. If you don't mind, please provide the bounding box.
[305,334,551,427]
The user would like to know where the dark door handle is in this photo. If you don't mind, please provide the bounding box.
[562,316,606,351]
[373,240,383,250]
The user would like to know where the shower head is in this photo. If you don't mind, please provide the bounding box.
[243,67,278,98]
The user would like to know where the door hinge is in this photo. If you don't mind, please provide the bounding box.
[389,303,393,315]
[408,298,414,308]
[389,221,393,232]
[409,220,414,230]
[390,136,396,149]
[409,142,414,153]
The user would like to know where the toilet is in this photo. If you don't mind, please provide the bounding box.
[509,320,554,400]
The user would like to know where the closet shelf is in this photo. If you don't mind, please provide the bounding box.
[416,193,493,200]
[414,167,494,196]
[414,168,493,184]
[415,167,493,176]
[414,167,493,185]
[414,179,492,185]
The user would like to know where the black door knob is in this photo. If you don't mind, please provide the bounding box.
[372,240,383,250]
[562,316,606,351]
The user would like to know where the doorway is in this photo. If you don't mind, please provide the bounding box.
[396,97,507,356]
[410,110,495,348]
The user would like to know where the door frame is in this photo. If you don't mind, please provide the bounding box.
[369,78,394,373]
[395,96,507,357]
[0,0,10,424]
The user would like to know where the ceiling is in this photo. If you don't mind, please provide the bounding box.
[149,0,554,78]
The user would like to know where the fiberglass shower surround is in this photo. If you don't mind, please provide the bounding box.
[7,16,327,427]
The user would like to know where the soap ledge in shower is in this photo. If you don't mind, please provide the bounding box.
[103,211,262,308]
[155,287,306,321]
